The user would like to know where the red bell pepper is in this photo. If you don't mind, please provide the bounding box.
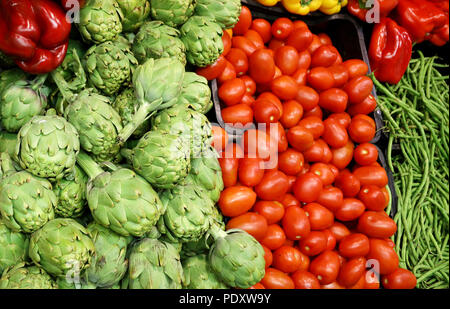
[0,0,71,74]
[369,17,412,84]
[347,0,399,22]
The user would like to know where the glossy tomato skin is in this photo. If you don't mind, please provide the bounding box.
[278,148,304,176]
[261,268,295,289]
[240,75,257,96]
[253,99,281,124]
[219,78,246,106]
[272,17,294,40]
[219,157,238,188]
[275,46,299,75]
[307,67,334,91]
[353,166,389,187]
[328,222,351,242]
[382,268,417,289]
[218,60,237,84]
[286,27,313,52]
[339,233,370,258]
[347,94,377,116]
[337,257,367,287]
[262,244,273,268]
[335,169,361,197]
[255,170,290,201]
[291,270,321,289]
[196,55,227,80]
[280,193,301,208]
[316,187,344,212]
[219,186,257,217]
[272,246,303,273]
[298,231,328,256]
[245,30,265,49]
[292,172,323,203]
[344,76,374,104]
[271,75,299,100]
[249,49,276,84]
[358,185,387,211]
[320,281,345,289]
[282,206,311,241]
[310,45,339,68]
[232,36,257,57]
[303,203,334,230]
[348,117,376,144]
[317,33,332,45]
[221,103,253,126]
[310,163,335,186]
[226,48,249,77]
[357,211,397,238]
[354,143,378,166]
[309,250,341,285]
[241,129,277,160]
[307,35,323,55]
[254,201,285,225]
[297,50,312,69]
[287,125,314,152]
[367,239,399,275]
[280,100,303,128]
[233,6,252,35]
[323,119,349,149]
[212,126,228,151]
[238,156,264,187]
[328,64,349,88]
[334,198,365,221]
[343,59,368,79]
[303,140,324,162]
[295,86,319,111]
[323,229,337,251]
[249,283,266,289]
[298,116,324,139]
[226,212,268,241]
[318,88,348,113]
[303,105,323,119]
[222,30,232,57]
[260,224,287,250]
[251,18,272,43]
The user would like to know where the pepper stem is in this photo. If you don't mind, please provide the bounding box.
[76,151,105,181]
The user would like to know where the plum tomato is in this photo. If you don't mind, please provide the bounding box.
[261,268,295,289]
[357,211,397,238]
[334,198,365,221]
[260,224,287,250]
[272,246,304,273]
[253,201,285,225]
[282,206,311,241]
[338,233,370,258]
[218,186,257,217]
[225,212,268,241]
[309,250,341,285]
[303,202,334,230]
[298,231,328,256]
[291,270,321,289]
[255,170,290,201]
[292,172,323,203]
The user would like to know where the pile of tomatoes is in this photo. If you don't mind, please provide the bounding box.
[203,6,417,289]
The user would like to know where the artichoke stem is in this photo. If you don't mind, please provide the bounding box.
[120,148,134,161]
[76,151,105,180]
[209,224,228,241]
[117,101,156,143]
[51,69,76,106]
[30,74,49,91]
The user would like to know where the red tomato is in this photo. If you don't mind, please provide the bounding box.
[327,112,351,129]
[222,30,232,57]
[320,281,345,289]
[323,229,337,251]
[354,143,378,166]
[272,17,294,40]
[245,30,265,49]
[335,169,361,197]
[357,211,397,238]
[337,257,367,287]
[249,283,266,289]
[241,129,278,161]
[353,166,388,187]
[298,231,328,256]
[293,20,308,29]
[253,99,281,124]
[211,126,228,151]
[233,6,252,35]
[219,186,257,217]
[287,27,313,52]
[291,270,320,289]
[261,268,295,289]
[273,246,304,273]
[222,142,244,159]
[267,121,288,153]
[307,67,334,91]
[291,67,307,86]
[349,118,376,144]
[317,33,332,45]
[219,157,238,188]
[268,38,285,52]
[292,172,323,203]
[338,233,370,258]
[255,170,290,201]
[343,59,368,79]
[316,187,344,213]
[279,148,304,176]
[280,193,301,208]
[196,54,227,80]
[260,224,287,250]
[282,206,311,241]
[330,140,354,170]
[298,116,324,139]
[251,18,272,43]
[238,156,264,187]
[280,100,303,128]
[303,105,323,119]
[240,75,257,96]
[254,201,285,225]
[307,35,323,54]
[309,250,341,285]
[261,245,273,269]
[335,198,365,221]
[257,92,283,115]
[328,64,349,88]
[344,76,374,104]
[226,48,248,77]
[364,269,381,289]
[302,140,323,163]
[382,268,417,289]
[297,50,311,70]
[318,88,348,113]
[219,78,246,106]
[271,75,299,100]
[226,212,268,241]
[232,36,257,57]
[329,222,351,242]
[310,163,335,186]
[347,94,377,116]
[275,46,299,75]
[249,49,276,84]
[310,45,339,68]
[322,119,349,149]
[221,103,253,126]
[304,203,334,231]
[367,239,399,275]
[358,185,387,211]
[286,125,314,152]
[295,85,319,111]
[217,60,237,84]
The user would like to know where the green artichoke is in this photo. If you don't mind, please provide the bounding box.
[0,263,57,289]
[77,151,165,237]
[180,16,224,67]
[84,41,138,96]
[85,222,132,288]
[177,72,213,114]
[57,40,87,90]
[56,277,97,289]
[113,87,150,138]
[28,218,95,278]
[159,183,215,243]
[79,0,123,44]
[0,131,17,158]
[121,130,190,189]
[127,238,183,289]
[195,0,241,29]
[14,115,80,180]
[0,222,29,274]
[116,0,151,32]
[0,69,27,95]
[132,21,186,65]
[117,57,185,143]
[208,227,266,289]
[183,254,228,289]
[150,0,195,27]
[0,74,48,133]
[53,165,88,218]
[0,153,56,234]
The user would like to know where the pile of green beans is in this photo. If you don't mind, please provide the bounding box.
[372,50,449,289]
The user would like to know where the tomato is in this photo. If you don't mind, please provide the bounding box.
[221,103,253,126]
[219,157,238,188]
[222,30,232,57]
[353,166,388,187]
[298,231,328,256]
[304,203,334,231]
[218,60,237,84]
[226,212,268,240]
[286,125,314,152]
[255,170,289,201]
[257,92,283,115]
[211,126,228,151]
[310,163,335,186]
[364,269,381,289]
[322,119,348,149]
[335,169,361,197]
[347,94,377,116]
[382,268,417,289]
[317,33,332,45]
[367,239,399,275]
[307,34,323,54]
[280,193,300,208]
[328,222,351,242]
[320,281,345,289]
[337,257,367,288]
[249,283,266,289]
[260,224,287,250]
[271,75,298,100]
[233,6,252,35]
[286,27,313,52]
[268,38,285,52]
[334,198,365,221]
[302,140,324,163]
[226,48,248,77]
[295,85,319,111]
[292,172,323,203]
[241,129,278,160]
[354,143,378,166]
[310,45,339,68]
[297,116,324,139]
[262,244,273,269]
[316,186,344,212]
[309,250,341,285]
[267,121,288,153]
[240,75,256,96]
[272,17,294,40]
[338,233,370,258]
[232,37,257,58]
[253,99,281,125]
[343,59,369,79]
[238,156,264,187]
[344,76,374,104]
[251,18,272,43]
[218,78,246,106]
[357,211,397,238]
[222,142,245,159]
[254,201,285,225]
[248,49,276,84]
[261,268,295,289]
[275,46,299,75]
[307,67,334,91]
[273,246,304,273]
[245,30,265,50]
[219,186,257,217]
[291,270,320,289]
[278,148,304,176]
[328,64,349,88]
[280,100,303,128]
[291,68,307,87]
[323,229,337,251]
[358,185,387,211]
[282,206,311,241]
[196,54,227,80]
[303,105,323,119]
[318,88,348,113]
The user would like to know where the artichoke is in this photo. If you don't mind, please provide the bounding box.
[0,131,17,158]
[0,74,48,133]
[0,263,57,289]
[132,21,186,65]
[159,183,215,243]
[0,222,29,273]
[28,218,95,278]
[0,69,27,95]
[113,87,150,138]
[121,130,190,189]
[183,254,228,289]
[150,0,195,27]
[127,238,183,289]
[180,16,224,67]
[14,115,80,180]
[77,151,165,237]
[85,222,132,288]
[118,57,185,143]
[79,0,123,44]
[116,0,151,33]
[177,72,213,114]
[56,277,97,289]
[208,226,266,289]
[0,153,56,234]
[195,0,241,29]
[53,165,88,218]
[84,41,138,96]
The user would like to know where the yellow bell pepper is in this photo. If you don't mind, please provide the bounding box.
[281,0,323,15]
[257,0,281,6]
[319,0,348,15]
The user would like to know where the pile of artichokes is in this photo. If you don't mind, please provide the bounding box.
[0,0,266,290]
